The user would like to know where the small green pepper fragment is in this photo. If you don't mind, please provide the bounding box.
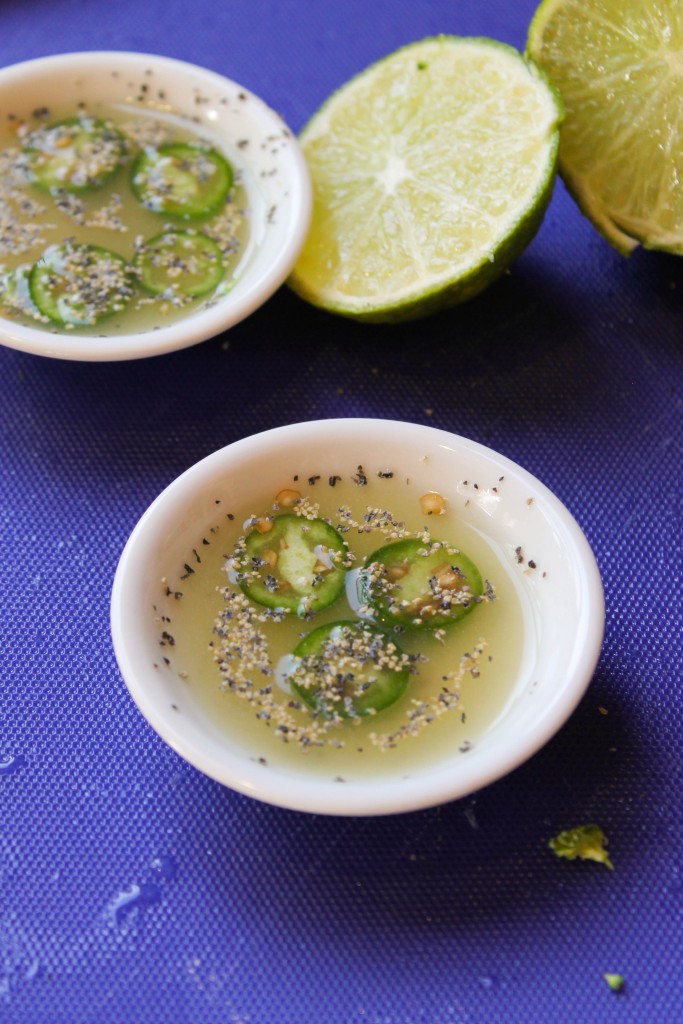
[548,824,614,869]
[603,973,625,992]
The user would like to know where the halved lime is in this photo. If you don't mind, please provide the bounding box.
[528,0,683,254]
[288,35,562,322]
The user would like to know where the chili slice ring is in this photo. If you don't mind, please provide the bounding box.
[135,230,225,298]
[23,115,126,194]
[236,513,349,616]
[29,242,134,326]
[131,142,233,219]
[287,620,411,718]
[360,537,485,629]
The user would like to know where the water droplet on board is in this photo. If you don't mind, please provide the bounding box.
[479,972,507,991]
[0,753,27,776]
[150,853,177,882]
[107,853,177,928]
[25,957,43,981]
[463,800,478,829]
[109,881,162,926]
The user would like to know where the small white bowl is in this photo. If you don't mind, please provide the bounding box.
[111,419,605,816]
[0,51,311,361]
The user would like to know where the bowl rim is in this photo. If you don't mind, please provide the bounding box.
[110,418,606,815]
[0,50,312,362]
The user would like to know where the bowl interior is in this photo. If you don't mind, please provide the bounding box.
[0,51,311,360]
[111,419,604,815]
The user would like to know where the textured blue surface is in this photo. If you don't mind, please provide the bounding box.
[1,1,682,1021]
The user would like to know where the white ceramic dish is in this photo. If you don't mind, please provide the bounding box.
[0,51,311,361]
[111,419,605,816]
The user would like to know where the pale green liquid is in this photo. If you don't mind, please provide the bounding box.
[0,104,248,334]
[159,475,525,781]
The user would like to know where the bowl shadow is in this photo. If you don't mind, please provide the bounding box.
[185,659,649,949]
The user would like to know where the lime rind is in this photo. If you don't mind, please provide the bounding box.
[527,0,683,255]
[288,35,563,322]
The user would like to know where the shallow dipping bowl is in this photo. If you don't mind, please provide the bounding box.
[0,51,311,360]
[111,419,605,815]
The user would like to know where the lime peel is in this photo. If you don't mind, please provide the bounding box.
[289,35,563,322]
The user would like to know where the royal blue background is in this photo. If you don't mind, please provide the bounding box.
[1,1,682,1021]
